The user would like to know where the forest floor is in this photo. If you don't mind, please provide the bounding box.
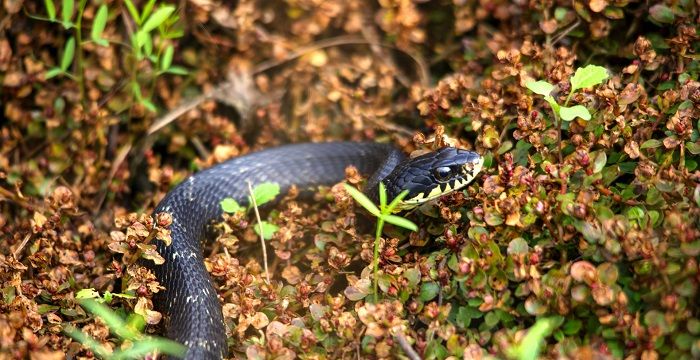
[1,0,699,359]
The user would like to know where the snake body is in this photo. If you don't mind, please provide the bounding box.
[149,142,482,359]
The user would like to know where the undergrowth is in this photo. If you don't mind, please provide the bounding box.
[1,0,699,359]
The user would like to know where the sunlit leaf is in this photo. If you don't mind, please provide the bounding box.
[250,182,280,206]
[123,0,141,25]
[526,80,555,96]
[79,299,139,340]
[592,151,607,173]
[382,214,417,231]
[510,317,558,360]
[91,4,109,47]
[60,37,75,71]
[386,189,410,213]
[344,183,379,217]
[161,44,174,70]
[570,65,609,92]
[254,221,278,240]
[220,198,243,214]
[44,0,56,20]
[141,5,175,33]
[75,288,101,300]
[61,0,74,28]
[559,105,591,121]
[44,67,64,79]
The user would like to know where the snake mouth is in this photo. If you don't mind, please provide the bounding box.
[392,154,484,211]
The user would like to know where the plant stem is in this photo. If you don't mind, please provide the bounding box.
[373,218,384,303]
[74,0,88,104]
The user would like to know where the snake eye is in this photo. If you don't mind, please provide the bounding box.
[433,166,452,181]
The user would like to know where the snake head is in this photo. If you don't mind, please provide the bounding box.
[382,147,483,212]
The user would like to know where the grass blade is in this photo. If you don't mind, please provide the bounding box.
[61,0,74,26]
[386,189,410,213]
[79,299,139,340]
[382,214,417,231]
[123,0,141,25]
[60,37,75,71]
[161,44,174,70]
[44,0,56,20]
[142,5,175,33]
[90,4,109,46]
[344,183,380,217]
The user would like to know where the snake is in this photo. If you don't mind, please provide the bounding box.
[149,142,483,359]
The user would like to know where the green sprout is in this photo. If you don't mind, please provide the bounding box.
[526,64,609,167]
[65,299,186,359]
[220,182,281,240]
[507,317,560,360]
[343,182,417,302]
[526,64,609,122]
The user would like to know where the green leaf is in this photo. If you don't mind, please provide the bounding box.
[111,338,187,359]
[133,31,150,54]
[382,214,417,231]
[164,66,189,75]
[60,37,75,71]
[592,151,607,173]
[79,299,139,340]
[64,326,110,358]
[686,142,700,155]
[378,181,387,208]
[419,282,440,301]
[570,65,609,92]
[141,5,175,33]
[141,0,157,23]
[344,183,380,217]
[526,80,555,96]
[386,189,410,214]
[627,206,645,220]
[649,4,675,24]
[76,288,101,300]
[45,0,56,20]
[544,95,561,115]
[44,67,64,79]
[559,105,591,121]
[220,198,243,214]
[509,317,558,360]
[161,44,174,70]
[123,0,141,24]
[61,0,74,28]
[140,99,157,113]
[91,4,109,47]
[641,139,662,149]
[250,182,280,206]
[254,221,278,240]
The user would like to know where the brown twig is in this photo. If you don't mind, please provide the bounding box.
[395,333,422,360]
[0,186,40,211]
[247,181,270,284]
[13,233,31,258]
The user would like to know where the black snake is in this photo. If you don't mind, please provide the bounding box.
[149,142,483,358]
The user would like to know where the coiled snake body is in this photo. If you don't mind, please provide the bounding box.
[149,142,483,359]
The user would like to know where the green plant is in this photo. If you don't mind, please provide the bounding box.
[343,183,417,302]
[122,0,187,111]
[526,65,609,164]
[76,288,135,304]
[36,0,187,112]
[220,182,282,240]
[506,317,560,360]
[65,299,186,359]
